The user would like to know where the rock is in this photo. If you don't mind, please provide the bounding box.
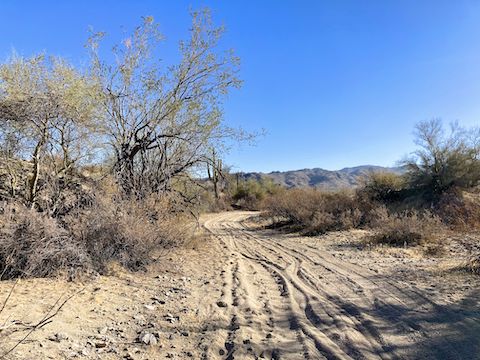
[144,304,156,311]
[181,331,189,337]
[49,332,68,342]
[124,352,136,360]
[95,341,107,348]
[151,296,166,304]
[216,300,228,308]
[164,313,179,323]
[140,333,157,345]
[133,314,146,322]
[98,327,108,335]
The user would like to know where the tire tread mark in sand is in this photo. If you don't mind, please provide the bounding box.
[226,222,348,359]
[259,262,344,360]
[239,228,393,359]
[252,221,473,358]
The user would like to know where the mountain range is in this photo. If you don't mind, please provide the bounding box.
[239,165,404,190]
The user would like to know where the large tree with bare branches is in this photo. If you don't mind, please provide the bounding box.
[88,9,243,198]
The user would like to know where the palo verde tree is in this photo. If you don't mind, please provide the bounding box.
[402,119,480,201]
[0,54,99,207]
[88,9,243,199]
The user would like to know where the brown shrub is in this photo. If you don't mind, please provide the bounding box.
[367,206,444,247]
[0,204,89,278]
[434,190,480,229]
[263,188,361,234]
[0,191,192,279]
[66,194,192,274]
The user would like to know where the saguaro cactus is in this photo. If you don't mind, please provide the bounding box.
[207,149,223,199]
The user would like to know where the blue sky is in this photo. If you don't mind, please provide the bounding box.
[1,1,480,172]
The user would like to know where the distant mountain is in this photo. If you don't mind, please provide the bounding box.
[240,165,404,190]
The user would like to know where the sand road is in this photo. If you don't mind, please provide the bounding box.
[4,211,479,359]
[200,211,480,360]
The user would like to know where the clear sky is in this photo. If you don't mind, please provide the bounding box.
[1,1,480,172]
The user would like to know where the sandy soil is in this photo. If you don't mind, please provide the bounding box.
[1,211,479,359]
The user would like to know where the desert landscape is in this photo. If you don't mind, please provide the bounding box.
[0,1,480,359]
[1,211,479,359]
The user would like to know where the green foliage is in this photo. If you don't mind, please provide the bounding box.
[359,172,406,203]
[402,119,480,201]
[233,178,280,210]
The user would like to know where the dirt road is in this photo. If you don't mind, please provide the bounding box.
[200,211,480,360]
[4,211,479,359]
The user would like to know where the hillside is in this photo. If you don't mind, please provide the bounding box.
[240,165,404,190]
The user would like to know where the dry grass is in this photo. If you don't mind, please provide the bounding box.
[66,194,193,274]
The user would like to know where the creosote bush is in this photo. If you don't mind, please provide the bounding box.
[232,178,280,210]
[358,172,406,203]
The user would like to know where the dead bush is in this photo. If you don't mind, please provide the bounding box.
[263,188,362,234]
[434,190,480,229]
[0,189,192,279]
[66,194,191,273]
[0,204,89,279]
[367,206,444,247]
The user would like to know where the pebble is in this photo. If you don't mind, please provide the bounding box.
[216,300,228,308]
[49,332,68,342]
[141,333,157,345]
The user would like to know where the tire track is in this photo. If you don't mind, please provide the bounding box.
[203,211,479,359]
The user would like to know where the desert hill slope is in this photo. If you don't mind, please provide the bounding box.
[240,165,404,190]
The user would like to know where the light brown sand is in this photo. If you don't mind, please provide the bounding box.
[0,211,479,359]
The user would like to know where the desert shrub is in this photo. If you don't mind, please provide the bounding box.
[233,178,280,210]
[0,204,89,278]
[66,194,191,273]
[367,206,444,247]
[263,188,361,234]
[358,172,406,203]
[0,189,192,278]
[197,188,232,213]
[434,190,480,229]
[402,119,480,201]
